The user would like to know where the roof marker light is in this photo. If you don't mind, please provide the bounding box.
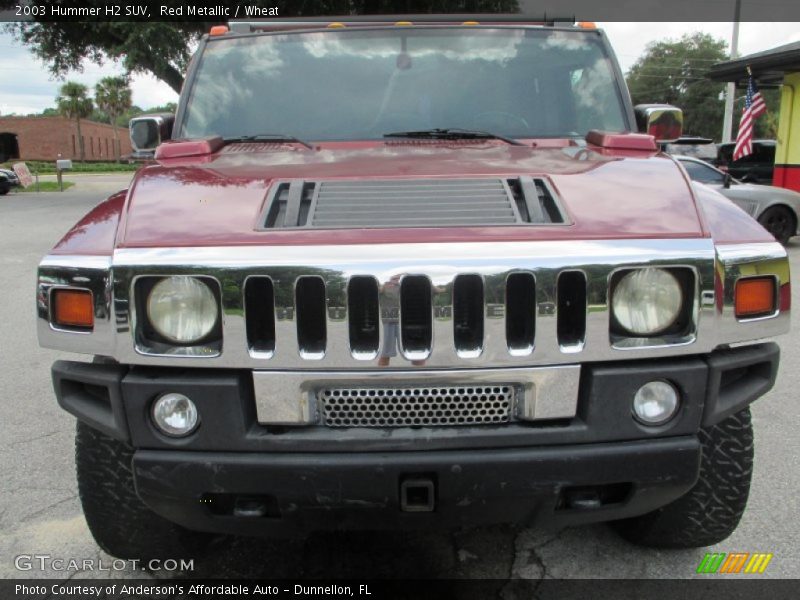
[462,21,480,25]
[577,22,597,29]
[209,25,229,36]
[394,21,413,26]
[327,22,346,28]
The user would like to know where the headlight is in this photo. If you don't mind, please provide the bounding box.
[147,276,218,343]
[612,268,682,335]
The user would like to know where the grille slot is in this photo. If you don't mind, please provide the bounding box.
[557,271,587,349]
[400,276,432,357]
[506,272,536,353]
[319,385,515,428]
[348,276,379,356]
[295,277,326,357]
[453,275,484,354]
[245,277,275,354]
[263,181,317,228]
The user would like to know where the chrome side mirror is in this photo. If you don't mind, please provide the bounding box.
[129,113,175,156]
[634,104,683,143]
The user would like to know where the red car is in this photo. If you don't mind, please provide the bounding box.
[37,17,789,560]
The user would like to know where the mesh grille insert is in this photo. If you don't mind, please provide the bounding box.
[319,385,514,428]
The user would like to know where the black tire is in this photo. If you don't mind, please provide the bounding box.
[612,408,754,548]
[0,186,9,195]
[76,420,212,560]
[758,205,795,245]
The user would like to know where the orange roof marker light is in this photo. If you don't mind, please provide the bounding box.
[577,22,597,29]
[327,22,346,28]
[462,21,480,26]
[209,25,229,36]
[394,21,413,26]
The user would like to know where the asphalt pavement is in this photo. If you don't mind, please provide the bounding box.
[1,176,797,584]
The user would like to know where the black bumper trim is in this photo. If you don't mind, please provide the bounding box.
[133,436,701,536]
[703,342,780,427]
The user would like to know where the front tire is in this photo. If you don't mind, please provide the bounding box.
[758,205,795,245]
[612,408,754,548]
[75,420,211,560]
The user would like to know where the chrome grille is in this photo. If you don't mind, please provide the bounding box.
[319,385,515,428]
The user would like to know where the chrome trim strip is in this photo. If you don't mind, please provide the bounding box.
[715,241,790,343]
[253,365,581,425]
[38,238,790,366]
[37,255,114,355]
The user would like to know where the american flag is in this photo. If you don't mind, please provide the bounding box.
[733,75,767,160]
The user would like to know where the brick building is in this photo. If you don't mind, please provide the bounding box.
[0,116,132,162]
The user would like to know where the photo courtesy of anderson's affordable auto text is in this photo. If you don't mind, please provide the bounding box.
[1,0,799,598]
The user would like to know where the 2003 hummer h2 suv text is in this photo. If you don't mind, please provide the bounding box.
[38,16,789,559]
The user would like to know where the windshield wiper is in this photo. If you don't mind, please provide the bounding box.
[223,134,314,150]
[383,128,524,146]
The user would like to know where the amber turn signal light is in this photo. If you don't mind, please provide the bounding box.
[735,277,776,318]
[53,289,94,329]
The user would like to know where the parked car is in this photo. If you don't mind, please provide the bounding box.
[716,139,776,184]
[663,136,717,163]
[676,155,799,244]
[38,18,789,560]
[0,167,20,195]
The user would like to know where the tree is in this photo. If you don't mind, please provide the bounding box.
[626,33,728,141]
[95,76,132,161]
[2,0,519,94]
[56,82,93,161]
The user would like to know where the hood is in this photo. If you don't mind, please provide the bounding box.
[116,141,706,248]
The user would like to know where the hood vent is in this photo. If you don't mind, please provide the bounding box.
[259,177,568,229]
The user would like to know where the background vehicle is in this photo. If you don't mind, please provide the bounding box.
[716,139,776,184]
[663,136,716,163]
[0,167,20,195]
[676,154,799,244]
[38,18,789,560]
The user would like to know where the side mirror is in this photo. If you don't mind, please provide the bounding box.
[634,104,683,143]
[129,113,175,156]
[724,173,733,189]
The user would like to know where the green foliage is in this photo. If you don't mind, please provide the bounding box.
[2,1,519,93]
[2,161,139,174]
[626,33,728,141]
[95,76,133,160]
[55,81,93,120]
[17,181,75,192]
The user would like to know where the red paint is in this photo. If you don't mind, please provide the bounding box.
[51,190,127,255]
[773,165,800,193]
[154,136,225,160]
[585,130,657,151]
[112,143,707,248]
[781,282,791,312]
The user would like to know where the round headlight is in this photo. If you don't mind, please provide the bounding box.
[612,268,682,335]
[147,276,218,344]
[152,393,199,436]
[633,381,680,426]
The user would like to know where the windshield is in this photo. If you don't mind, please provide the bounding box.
[180,27,628,141]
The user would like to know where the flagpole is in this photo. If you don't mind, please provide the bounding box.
[722,0,742,143]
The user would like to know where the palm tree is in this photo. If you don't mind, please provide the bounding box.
[94,76,132,162]
[56,82,93,161]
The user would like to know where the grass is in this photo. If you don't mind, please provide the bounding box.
[1,161,139,175]
[16,181,75,192]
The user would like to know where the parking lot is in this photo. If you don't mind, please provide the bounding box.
[1,177,798,582]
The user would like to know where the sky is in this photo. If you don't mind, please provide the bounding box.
[1,22,800,116]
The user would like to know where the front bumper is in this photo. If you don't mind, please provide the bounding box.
[133,437,700,536]
[52,343,779,534]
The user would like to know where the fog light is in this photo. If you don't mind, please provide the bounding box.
[152,393,199,436]
[632,381,679,425]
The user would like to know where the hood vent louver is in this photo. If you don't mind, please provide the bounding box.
[259,177,568,229]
